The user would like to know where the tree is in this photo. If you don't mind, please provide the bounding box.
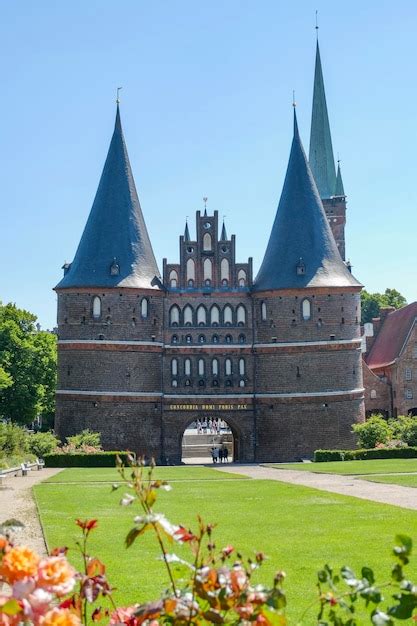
[352,414,393,448]
[0,366,12,390]
[0,303,57,425]
[361,288,407,323]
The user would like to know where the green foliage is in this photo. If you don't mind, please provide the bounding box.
[43,452,132,467]
[315,447,417,462]
[0,302,57,424]
[0,366,12,390]
[389,416,417,447]
[361,288,407,323]
[353,414,393,449]
[27,431,59,458]
[67,429,101,449]
[0,422,29,457]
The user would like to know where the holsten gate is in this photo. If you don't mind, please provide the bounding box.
[54,42,365,462]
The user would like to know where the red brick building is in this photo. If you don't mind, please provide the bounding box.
[54,40,365,462]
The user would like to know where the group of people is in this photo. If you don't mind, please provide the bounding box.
[197,418,229,434]
[210,445,229,463]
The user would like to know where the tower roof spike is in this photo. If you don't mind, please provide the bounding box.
[220,218,228,241]
[308,38,337,199]
[253,111,360,291]
[335,160,345,197]
[184,219,190,241]
[56,105,161,289]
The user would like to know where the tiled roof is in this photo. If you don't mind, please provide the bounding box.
[56,105,161,290]
[253,110,361,292]
[366,302,417,369]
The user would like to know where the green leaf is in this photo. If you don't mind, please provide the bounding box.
[361,567,375,585]
[391,563,403,582]
[394,535,412,557]
[1,599,21,616]
[388,593,417,619]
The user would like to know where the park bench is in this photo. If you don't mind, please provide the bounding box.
[0,459,45,483]
[0,466,21,485]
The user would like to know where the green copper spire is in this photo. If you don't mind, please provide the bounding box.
[309,41,337,199]
[335,161,345,197]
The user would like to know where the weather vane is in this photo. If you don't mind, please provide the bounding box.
[203,197,208,210]
[315,10,319,38]
[292,90,296,108]
[116,87,122,104]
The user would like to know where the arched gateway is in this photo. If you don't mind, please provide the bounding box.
[54,54,365,462]
[181,417,235,463]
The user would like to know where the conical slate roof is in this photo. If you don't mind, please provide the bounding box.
[56,106,161,290]
[253,111,361,291]
[184,221,190,241]
[335,162,345,197]
[309,41,337,199]
[220,221,228,241]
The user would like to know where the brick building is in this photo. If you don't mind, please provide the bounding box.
[363,303,417,418]
[54,41,365,462]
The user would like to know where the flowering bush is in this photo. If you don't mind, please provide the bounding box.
[1,457,417,624]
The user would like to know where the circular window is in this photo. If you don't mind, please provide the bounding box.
[221,246,228,253]
[203,222,211,229]
[186,246,194,254]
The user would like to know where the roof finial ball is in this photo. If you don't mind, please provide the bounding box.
[315,9,319,39]
[116,86,122,104]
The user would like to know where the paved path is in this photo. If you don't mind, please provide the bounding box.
[0,468,62,555]
[214,464,417,510]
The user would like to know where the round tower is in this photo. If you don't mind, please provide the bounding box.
[55,105,164,459]
[252,111,364,462]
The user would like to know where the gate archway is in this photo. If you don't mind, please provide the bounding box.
[181,417,237,464]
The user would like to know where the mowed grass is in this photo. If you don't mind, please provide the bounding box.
[34,467,417,622]
[362,474,417,488]
[267,458,417,475]
[44,466,245,483]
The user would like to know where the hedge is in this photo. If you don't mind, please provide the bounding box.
[314,447,417,462]
[43,452,134,467]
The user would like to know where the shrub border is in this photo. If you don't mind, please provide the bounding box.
[314,447,417,462]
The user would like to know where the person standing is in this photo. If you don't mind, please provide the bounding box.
[218,446,223,463]
[222,444,228,462]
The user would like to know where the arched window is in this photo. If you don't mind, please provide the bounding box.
[239,379,245,388]
[211,305,220,326]
[239,358,245,376]
[302,299,311,321]
[225,358,232,376]
[237,305,246,326]
[171,334,178,344]
[203,233,212,251]
[203,258,212,281]
[169,270,178,288]
[261,301,267,321]
[370,390,377,399]
[225,334,233,343]
[198,359,205,376]
[212,334,219,344]
[92,296,101,319]
[212,359,219,376]
[172,379,178,387]
[141,298,149,318]
[185,334,192,344]
[223,305,233,325]
[186,259,195,282]
[238,333,246,343]
[238,269,246,287]
[185,359,191,376]
[197,305,207,326]
[221,258,229,282]
[198,334,206,343]
[171,359,178,376]
[170,305,180,326]
[184,305,193,326]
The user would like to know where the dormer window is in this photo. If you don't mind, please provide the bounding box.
[110,258,120,276]
[296,258,306,276]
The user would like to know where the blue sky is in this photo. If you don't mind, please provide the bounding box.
[1,1,416,329]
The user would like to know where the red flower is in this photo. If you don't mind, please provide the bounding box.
[75,520,98,532]
[221,545,234,557]
[173,526,196,543]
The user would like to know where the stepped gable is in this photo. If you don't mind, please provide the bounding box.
[56,105,161,290]
[366,302,417,369]
[253,111,361,291]
[309,41,337,199]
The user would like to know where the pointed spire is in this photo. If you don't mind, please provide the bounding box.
[184,220,190,241]
[56,105,161,289]
[220,220,228,241]
[254,110,360,291]
[335,161,345,197]
[309,41,337,199]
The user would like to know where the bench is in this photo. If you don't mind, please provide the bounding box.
[0,466,21,485]
[0,459,45,484]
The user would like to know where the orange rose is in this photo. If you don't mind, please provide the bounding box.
[38,557,76,595]
[0,546,39,583]
[40,608,81,626]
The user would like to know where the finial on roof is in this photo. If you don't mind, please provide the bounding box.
[203,196,208,216]
[184,218,190,241]
[335,159,345,197]
[116,86,122,104]
[315,10,319,40]
[292,90,296,108]
[220,217,228,241]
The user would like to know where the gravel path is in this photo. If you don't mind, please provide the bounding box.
[214,464,417,510]
[0,468,62,554]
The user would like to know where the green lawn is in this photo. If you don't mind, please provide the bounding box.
[44,466,245,483]
[34,467,417,622]
[267,458,417,475]
[362,473,417,487]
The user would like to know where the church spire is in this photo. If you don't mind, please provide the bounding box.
[56,104,161,289]
[254,109,360,291]
[335,161,345,197]
[309,40,337,199]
